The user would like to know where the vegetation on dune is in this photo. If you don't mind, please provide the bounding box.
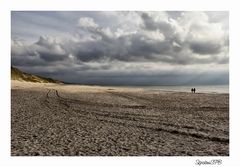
[11,66,62,83]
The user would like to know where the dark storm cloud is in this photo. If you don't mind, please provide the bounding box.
[12,11,228,64]
[72,33,172,63]
[11,56,45,67]
[11,11,229,85]
[12,36,68,66]
[75,48,105,62]
[189,41,222,55]
[19,64,228,86]
[35,36,67,62]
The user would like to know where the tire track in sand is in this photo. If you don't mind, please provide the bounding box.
[43,89,228,144]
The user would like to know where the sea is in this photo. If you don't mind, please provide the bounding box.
[116,85,229,94]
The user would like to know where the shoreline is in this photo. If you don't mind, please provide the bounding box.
[11,80,229,95]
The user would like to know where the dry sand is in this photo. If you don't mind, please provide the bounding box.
[11,81,229,156]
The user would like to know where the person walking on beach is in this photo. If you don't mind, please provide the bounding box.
[191,88,193,93]
[193,88,196,93]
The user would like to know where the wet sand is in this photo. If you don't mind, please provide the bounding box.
[11,81,229,156]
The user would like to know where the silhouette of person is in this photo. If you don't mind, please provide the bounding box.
[193,88,196,93]
[191,88,193,93]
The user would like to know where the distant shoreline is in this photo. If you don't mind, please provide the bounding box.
[11,80,229,94]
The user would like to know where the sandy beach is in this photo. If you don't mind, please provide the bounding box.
[11,81,229,156]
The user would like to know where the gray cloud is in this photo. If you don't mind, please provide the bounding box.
[11,11,229,85]
[35,36,68,62]
[12,36,68,66]
[19,64,228,86]
[141,12,174,35]
[189,41,222,55]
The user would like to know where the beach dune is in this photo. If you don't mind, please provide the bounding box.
[11,81,229,156]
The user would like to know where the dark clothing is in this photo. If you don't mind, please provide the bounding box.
[191,88,196,93]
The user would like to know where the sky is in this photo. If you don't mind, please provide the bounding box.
[11,11,229,85]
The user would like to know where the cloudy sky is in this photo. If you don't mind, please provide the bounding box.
[11,11,228,85]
